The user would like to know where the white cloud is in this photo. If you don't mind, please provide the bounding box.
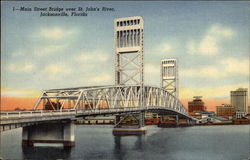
[39,27,77,39]
[187,24,235,55]
[30,27,77,56]
[186,40,196,54]
[91,74,112,83]
[180,57,249,78]
[180,66,224,78]
[11,50,25,57]
[76,50,109,62]
[8,63,34,72]
[210,24,234,37]
[43,64,71,75]
[34,45,65,56]
[221,58,249,75]
[161,43,172,53]
[154,43,173,55]
[198,35,219,54]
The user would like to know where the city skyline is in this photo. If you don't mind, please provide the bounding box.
[1,1,249,110]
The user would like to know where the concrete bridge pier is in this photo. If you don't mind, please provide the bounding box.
[22,120,75,147]
[112,111,146,135]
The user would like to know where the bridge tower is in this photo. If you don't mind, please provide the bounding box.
[159,59,180,127]
[115,16,144,86]
[113,16,145,134]
[161,59,178,98]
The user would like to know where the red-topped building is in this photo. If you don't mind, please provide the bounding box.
[188,96,205,112]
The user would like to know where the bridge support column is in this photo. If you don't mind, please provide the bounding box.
[113,112,146,135]
[176,115,179,127]
[138,111,145,128]
[22,120,75,147]
[158,115,180,128]
[160,115,164,123]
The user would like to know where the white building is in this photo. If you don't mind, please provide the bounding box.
[231,88,248,114]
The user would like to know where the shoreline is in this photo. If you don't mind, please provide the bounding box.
[75,122,250,126]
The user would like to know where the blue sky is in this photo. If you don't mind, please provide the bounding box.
[1,1,249,99]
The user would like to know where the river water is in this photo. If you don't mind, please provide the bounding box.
[0,125,249,160]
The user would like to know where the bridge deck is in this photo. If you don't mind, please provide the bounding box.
[0,107,195,132]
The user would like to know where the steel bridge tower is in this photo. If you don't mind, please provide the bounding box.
[114,16,145,134]
[161,59,179,98]
[115,16,144,86]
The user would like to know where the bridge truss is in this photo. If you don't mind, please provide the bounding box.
[1,86,195,132]
[33,85,188,117]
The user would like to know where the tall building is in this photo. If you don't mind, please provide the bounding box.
[216,104,235,117]
[161,59,178,98]
[114,16,144,86]
[230,88,248,113]
[188,96,205,112]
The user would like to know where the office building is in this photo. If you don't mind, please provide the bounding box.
[216,104,235,117]
[188,96,205,112]
[231,88,248,113]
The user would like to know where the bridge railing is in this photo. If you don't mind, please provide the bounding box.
[1,106,188,120]
[0,109,76,119]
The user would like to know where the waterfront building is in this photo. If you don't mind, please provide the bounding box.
[194,111,214,118]
[210,117,232,124]
[236,111,246,119]
[161,59,178,98]
[230,88,248,114]
[188,112,202,119]
[188,96,205,112]
[216,104,236,118]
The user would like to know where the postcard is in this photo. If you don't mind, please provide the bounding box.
[1,1,249,160]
